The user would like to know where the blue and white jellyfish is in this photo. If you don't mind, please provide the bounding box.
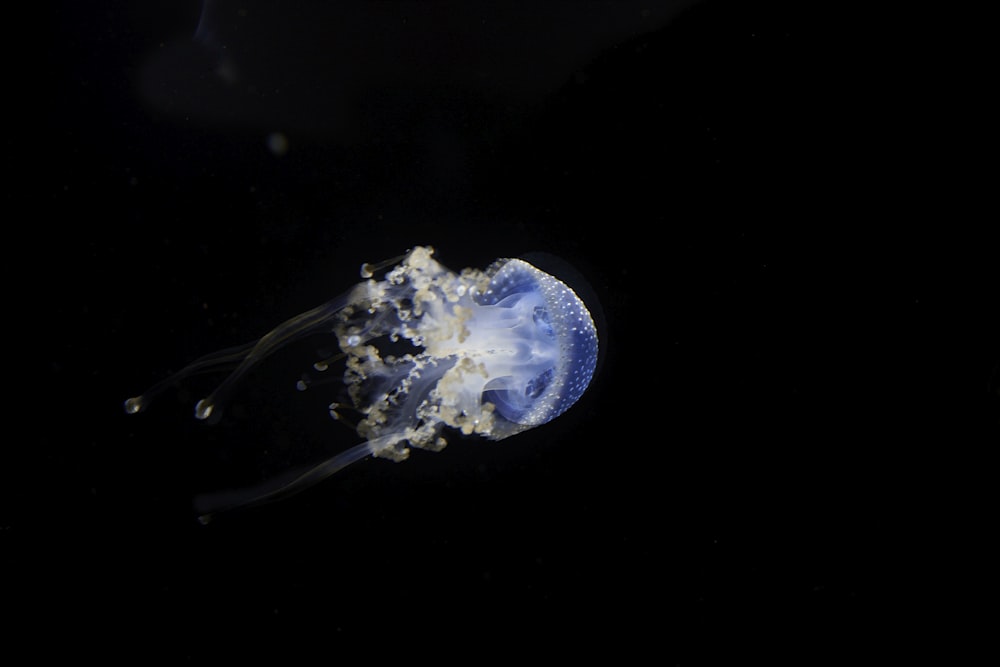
[125,246,600,520]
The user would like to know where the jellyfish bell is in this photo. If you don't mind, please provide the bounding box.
[125,246,600,522]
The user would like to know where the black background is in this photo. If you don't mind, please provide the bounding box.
[12,0,996,661]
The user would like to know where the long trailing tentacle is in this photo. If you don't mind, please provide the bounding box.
[193,436,399,523]
[124,287,361,420]
[123,342,257,415]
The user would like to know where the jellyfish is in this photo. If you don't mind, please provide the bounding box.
[125,246,600,521]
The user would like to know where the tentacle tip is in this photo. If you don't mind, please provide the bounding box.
[194,399,214,421]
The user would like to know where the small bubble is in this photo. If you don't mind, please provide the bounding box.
[266,132,289,156]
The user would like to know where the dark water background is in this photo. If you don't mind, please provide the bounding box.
[13,0,995,661]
